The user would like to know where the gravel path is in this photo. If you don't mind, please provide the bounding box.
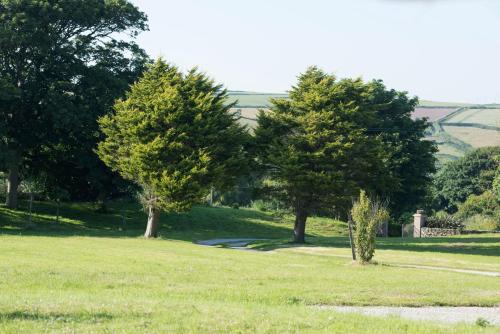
[322,306,500,326]
[388,264,500,277]
[197,239,500,277]
[198,239,500,326]
[196,238,266,248]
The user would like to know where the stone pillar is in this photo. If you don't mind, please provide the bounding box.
[413,210,426,238]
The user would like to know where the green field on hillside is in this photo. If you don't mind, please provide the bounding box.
[228,92,500,163]
[418,100,472,108]
[430,108,500,162]
[444,108,498,125]
[227,91,473,109]
[442,126,500,149]
[0,201,499,333]
[227,91,287,107]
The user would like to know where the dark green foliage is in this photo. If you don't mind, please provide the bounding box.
[433,147,500,212]
[475,318,491,328]
[387,221,403,237]
[493,155,500,201]
[251,199,283,213]
[255,67,390,242]
[31,44,150,201]
[215,175,260,208]
[98,59,250,214]
[255,67,436,242]
[426,214,463,230]
[0,78,18,166]
[456,190,499,219]
[358,81,437,217]
[0,0,148,206]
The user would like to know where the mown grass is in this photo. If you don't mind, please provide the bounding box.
[0,201,499,333]
[0,200,345,240]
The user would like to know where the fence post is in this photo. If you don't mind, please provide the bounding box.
[347,214,356,261]
[121,209,127,231]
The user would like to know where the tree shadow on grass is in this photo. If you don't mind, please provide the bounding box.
[258,235,500,257]
[2,201,498,258]
[0,201,294,241]
[376,237,500,257]
[0,311,114,322]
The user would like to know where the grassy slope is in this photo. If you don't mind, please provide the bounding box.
[227,91,473,109]
[228,92,499,163]
[432,108,500,162]
[419,100,472,108]
[0,201,499,333]
[227,92,287,107]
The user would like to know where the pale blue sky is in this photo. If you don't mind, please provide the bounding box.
[130,0,500,103]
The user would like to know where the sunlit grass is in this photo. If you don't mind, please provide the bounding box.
[0,201,499,333]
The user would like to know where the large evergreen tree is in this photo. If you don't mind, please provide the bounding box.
[0,0,148,208]
[255,67,436,243]
[255,67,392,243]
[98,60,250,238]
[360,80,437,216]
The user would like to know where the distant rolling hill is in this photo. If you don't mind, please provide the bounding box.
[229,91,500,163]
[227,91,474,109]
[227,91,287,107]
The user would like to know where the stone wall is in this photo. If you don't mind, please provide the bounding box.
[420,227,461,237]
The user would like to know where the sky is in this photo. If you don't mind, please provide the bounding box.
[130,0,500,103]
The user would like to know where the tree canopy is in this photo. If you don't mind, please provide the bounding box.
[358,80,437,216]
[493,155,500,201]
[98,59,250,237]
[0,0,148,208]
[255,67,435,243]
[433,146,500,212]
[30,42,150,204]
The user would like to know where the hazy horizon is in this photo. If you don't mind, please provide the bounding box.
[131,0,500,104]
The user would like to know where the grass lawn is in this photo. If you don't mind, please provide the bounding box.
[0,201,499,333]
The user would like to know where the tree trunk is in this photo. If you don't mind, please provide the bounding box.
[5,161,20,209]
[56,199,60,223]
[26,193,35,229]
[96,189,107,213]
[293,209,308,243]
[347,214,357,261]
[144,206,160,238]
[121,209,127,231]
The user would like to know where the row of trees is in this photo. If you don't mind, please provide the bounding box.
[98,60,436,241]
[1,1,437,242]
